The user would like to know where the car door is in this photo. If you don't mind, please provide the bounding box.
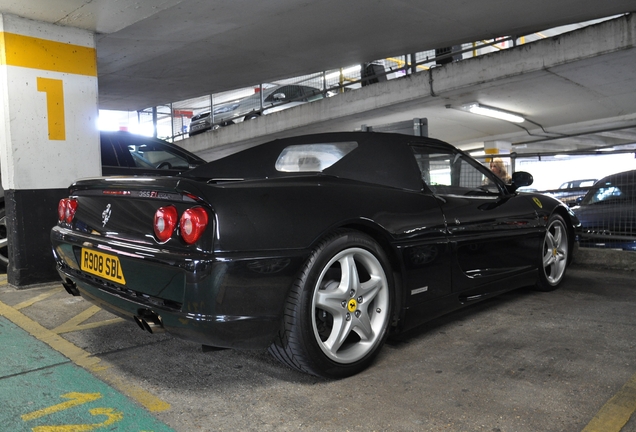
[410,145,543,298]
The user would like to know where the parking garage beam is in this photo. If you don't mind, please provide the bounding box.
[0,14,101,286]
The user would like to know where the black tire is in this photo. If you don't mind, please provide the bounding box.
[269,230,394,378]
[244,113,260,120]
[535,214,569,291]
[0,206,7,270]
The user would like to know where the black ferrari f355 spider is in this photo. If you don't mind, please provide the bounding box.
[51,132,579,378]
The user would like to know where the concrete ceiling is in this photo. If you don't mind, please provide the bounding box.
[1,0,635,154]
[1,0,634,111]
[184,16,636,159]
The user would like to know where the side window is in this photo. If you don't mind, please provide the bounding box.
[264,92,276,103]
[99,137,119,167]
[274,86,302,102]
[102,135,135,168]
[588,185,624,204]
[411,146,501,196]
[303,86,322,102]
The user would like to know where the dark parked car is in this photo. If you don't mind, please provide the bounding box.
[189,84,325,135]
[574,169,636,250]
[51,132,578,378]
[559,179,597,189]
[543,178,597,207]
[100,130,205,176]
[0,131,205,271]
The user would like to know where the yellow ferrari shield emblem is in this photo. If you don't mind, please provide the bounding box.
[347,299,357,312]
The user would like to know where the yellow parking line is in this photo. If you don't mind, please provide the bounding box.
[52,304,124,334]
[10,286,124,333]
[0,300,170,413]
[583,372,636,432]
[13,287,64,310]
[55,317,125,334]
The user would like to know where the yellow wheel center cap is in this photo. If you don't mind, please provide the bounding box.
[553,248,558,257]
[347,299,357,312]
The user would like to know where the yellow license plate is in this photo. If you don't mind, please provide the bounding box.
[80,248,126,285]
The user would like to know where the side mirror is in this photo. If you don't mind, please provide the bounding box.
[509,171,533,192]
[272,92,286,101]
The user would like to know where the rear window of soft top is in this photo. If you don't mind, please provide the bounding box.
[275,142,358,172]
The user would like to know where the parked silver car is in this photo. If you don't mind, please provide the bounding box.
[189,84,325,135]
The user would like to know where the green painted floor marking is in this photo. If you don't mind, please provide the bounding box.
[0,316,68,376]
[0,317,174,431]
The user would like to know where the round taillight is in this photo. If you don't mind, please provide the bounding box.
[58,198,78,223]
[65,199,78,223]
[180,207,208,244]
[154,206,178,242]
[57,199,67,222]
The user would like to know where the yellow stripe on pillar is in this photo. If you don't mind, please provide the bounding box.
[0,32,96,76]
[484,148,499,162]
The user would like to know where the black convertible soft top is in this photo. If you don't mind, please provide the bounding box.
[183,132,457,191]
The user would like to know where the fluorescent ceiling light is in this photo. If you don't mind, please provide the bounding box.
[459,103,525,123]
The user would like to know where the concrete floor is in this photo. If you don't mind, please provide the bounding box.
[0,263,635,431]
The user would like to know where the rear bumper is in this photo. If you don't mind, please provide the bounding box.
[51,226,307,349]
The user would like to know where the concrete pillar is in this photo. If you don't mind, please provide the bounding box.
[484,140,511,164]
[0,14,100,286]
[483,140,511,157]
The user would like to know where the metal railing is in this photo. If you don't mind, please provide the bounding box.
[133,14,624,142]
[123,15,626,145]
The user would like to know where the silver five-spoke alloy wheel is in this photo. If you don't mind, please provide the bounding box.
[542,217,568,286]
[311,247,390,364]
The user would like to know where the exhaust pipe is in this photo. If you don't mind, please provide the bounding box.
[133,315,146,331]
[62,279,80,296]
[142,319,165,334]
[134,310,165,334]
